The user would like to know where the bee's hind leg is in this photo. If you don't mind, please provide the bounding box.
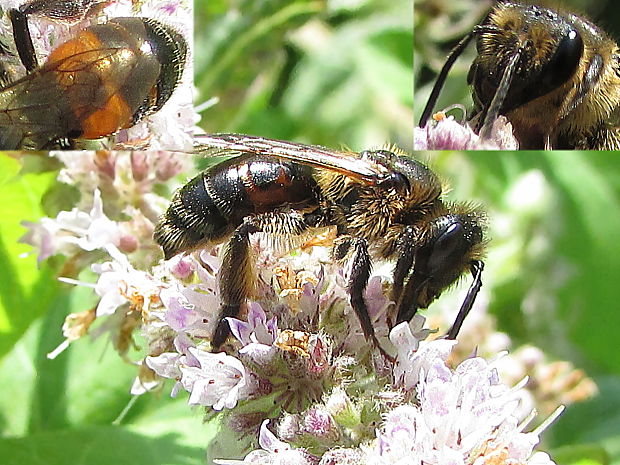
[211,211,311,350]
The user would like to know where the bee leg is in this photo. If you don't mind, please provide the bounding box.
[10,0,105,72]
[8,8,38,72]
[391,225,417,308]
[211,222,260,350]
[333,236,387,355]
[395,268,429,324]
[211,211,311,350]
[445,260,484,339]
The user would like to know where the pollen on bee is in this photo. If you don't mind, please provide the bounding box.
[432,111,447,122]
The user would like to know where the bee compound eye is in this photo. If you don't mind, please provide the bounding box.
[378,172,410,195]
[427,222,466,275]
[542,28,583,89]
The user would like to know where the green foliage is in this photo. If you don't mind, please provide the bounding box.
[0,155,58,356]
[195,0,413,151]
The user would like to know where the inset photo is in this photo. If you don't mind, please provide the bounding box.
[414,0,620,150]
[194,0,413,152]
[0,0,194,150]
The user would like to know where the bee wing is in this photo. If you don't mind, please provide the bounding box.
[0,69,73,148]
[194,133,390,185]
[0,47,135,149]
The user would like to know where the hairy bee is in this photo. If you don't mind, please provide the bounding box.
[0,0,187,149]
[418,1,620,149]
[154,134,486,352]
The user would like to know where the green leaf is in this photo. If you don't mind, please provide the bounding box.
[552,444,609,465]
[0,154,21,185]
[0,155,58,358]
[356,31,413,105]
[0,425,207,465]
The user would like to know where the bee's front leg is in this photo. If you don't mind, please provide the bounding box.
[446,260,484,339]
[391,225,417,312]
[8,8,38,72]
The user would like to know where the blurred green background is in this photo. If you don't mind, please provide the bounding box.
[414,0,620,124]
[195,0,413,151]
[431,150,620,465]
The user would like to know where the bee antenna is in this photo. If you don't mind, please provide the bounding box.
[446,260,484,339]
[478,48,522,139]
[418,30,477,128]
[419,22,502,129]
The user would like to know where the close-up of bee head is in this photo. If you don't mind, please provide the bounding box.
[416,0,620,149]
[0,0,191,150]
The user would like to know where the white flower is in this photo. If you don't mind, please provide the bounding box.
[214,420,316,465]
[227,302,279,364]
[146,352,184,380]
[364,338,554,465]
[180,347,250,410]
[391,321,456,391]
[228,302,278,347]
[158,285,218,338]
[90,250,162,316]
[527,452,556,465]
[20,189,122,263]
[415,114,518,150]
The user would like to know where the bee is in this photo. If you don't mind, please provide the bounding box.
[154,133,486,352]
[418,1,620,150]
[0,0,187,149]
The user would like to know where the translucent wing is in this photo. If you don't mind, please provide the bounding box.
[0,46,121,149]
[194,133,390,185]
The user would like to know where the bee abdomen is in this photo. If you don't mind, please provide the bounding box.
[155,155,320,260]
[154,173,232,259]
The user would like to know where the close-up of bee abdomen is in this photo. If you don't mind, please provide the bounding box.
[0,0,193,150]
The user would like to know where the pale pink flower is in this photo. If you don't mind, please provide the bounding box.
[20,189,122,264]
[180,347,251,410]
[214,420,318,465]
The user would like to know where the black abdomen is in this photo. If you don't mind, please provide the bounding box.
[154,155,318,259]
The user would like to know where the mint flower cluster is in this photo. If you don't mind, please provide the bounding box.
[415,113,519,150]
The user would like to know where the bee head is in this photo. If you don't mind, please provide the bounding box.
[414,205,487,307]
[470,2,584,115]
